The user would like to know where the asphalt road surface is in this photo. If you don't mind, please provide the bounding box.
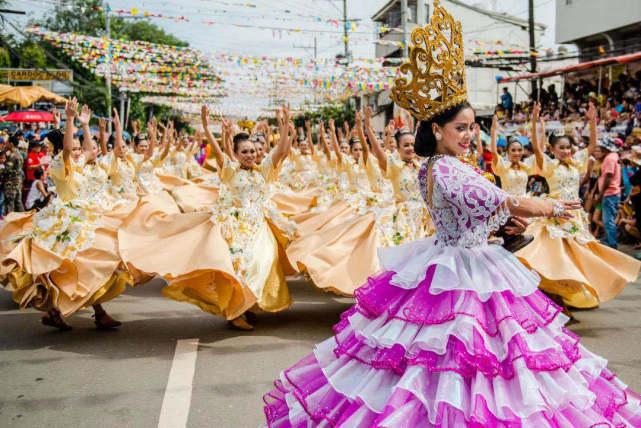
[1,272,641,428]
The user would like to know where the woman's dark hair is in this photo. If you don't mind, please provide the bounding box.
[34,168,44,180]
[550,134,575,147]
[394,128,414,144]
[46,129,64,153]
[415,101,473,157]
[507,137,523,150]
[233,132,251,152]
[134,134,148,146]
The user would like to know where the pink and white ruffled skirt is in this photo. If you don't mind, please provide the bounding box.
[263,238,641,427]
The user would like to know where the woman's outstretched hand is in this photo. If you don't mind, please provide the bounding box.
[549,200,582,219]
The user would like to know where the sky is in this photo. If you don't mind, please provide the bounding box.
[11,0,559,60]
[8,0,559,116]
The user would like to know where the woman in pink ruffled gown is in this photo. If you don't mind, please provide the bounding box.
[262,101,641,427]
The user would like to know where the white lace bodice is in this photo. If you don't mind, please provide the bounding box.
[419,156,510,248]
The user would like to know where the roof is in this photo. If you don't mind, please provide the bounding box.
[498,51,641,83]
[372,0,546,31]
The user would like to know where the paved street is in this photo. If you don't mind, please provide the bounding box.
[1,273,641,428]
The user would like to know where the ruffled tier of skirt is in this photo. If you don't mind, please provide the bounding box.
[264,240,641,427]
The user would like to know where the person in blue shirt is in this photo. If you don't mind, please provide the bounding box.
[501,87,513,118]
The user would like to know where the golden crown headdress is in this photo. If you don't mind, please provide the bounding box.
[391,0,467,121]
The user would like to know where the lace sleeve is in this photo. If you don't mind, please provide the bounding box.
[260,152,279,183]
[219,154,239,183]
[432,156,510,229]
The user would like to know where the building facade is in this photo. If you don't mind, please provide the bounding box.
[556,0,641,61]
[367,0,545,124]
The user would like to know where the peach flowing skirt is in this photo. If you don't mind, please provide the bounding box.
[516,221,640,309]
[118,192,286,319]
[286,201,380,296]
[1,202,137,316]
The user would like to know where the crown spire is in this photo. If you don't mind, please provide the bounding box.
[391,0,468,121]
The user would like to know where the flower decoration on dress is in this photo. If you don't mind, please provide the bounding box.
[391,0,467,121]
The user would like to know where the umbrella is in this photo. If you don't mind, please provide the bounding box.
[0,110,55,123]
[0,85,67,108]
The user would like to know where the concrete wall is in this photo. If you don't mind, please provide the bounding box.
[556,0,641,44]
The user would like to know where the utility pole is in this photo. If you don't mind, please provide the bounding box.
[342,0,349,63]
[528,0,538,100]
[401,0,409,58]
[104,1,112,132]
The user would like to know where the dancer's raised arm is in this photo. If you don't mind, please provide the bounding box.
[305,119,315,156]
[354,110,370,165]
[586,101,598,155]
[329,118,343,165]
[144,118,157,163]
[63,97,78,166]
[201,105,225,170]
[112,108,127,158]
[270,106,292,167]
[318,121,331,159]
[531,102,545,171]
[98,117,108,156]
[489,114,501,170]
[159,121,173,161]
[78,104,92,148]
[365,107,387,173]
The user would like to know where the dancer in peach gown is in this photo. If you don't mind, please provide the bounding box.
[1,100,136,330]
[516,102,640,309]
[287,110,431,296]
[119,105,296,331]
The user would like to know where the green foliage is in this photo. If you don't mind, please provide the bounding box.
[294,103,355,128]
[25,0,191,126]
[40,0,105,36]
[113,21,188,47]
[18,42,47,69]
[0,47,11,68]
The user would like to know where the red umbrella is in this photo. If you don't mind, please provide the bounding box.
[0,110,55,123]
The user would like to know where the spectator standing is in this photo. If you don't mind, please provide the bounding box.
[501,87,514,118]
[1,137,25,213]
[595,138,622,248]
[25,141,44,185]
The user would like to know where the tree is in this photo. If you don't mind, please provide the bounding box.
[114,21,188,47]
[18,42,47,69]
[0,47,11,68]
[32,0,190,126]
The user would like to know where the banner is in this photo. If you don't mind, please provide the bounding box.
[0,68,73,82]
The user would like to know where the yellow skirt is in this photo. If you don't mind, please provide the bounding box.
[170,182,220,213]
[516,221,640,308]
[287,202,380,296]
[118,192,292,318]
[271,188,320,218]
[1,201,137,316]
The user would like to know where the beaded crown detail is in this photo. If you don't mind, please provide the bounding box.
[391,0,467,121]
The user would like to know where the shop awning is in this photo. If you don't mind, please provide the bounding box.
[0,110,55,123]
[0,85,67,108]
[498,51,641,83]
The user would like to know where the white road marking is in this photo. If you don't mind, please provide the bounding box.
[158,338,200,428]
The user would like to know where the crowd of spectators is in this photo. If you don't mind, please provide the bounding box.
[488,71,641,257]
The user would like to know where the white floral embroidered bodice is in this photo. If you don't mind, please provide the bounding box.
[419,155,510,249]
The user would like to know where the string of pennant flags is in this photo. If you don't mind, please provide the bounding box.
[91,5,554,58]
